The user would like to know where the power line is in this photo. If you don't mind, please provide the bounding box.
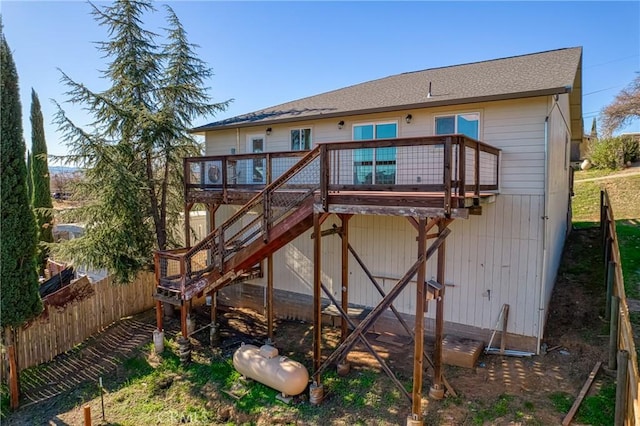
[584,54,639,69]
[584,86,623,96]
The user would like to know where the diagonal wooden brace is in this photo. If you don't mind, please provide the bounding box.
[313,228,451,378]
[320,282,412,402]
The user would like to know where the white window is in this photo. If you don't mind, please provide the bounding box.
[291,128,312,151]
[435,112,480,139]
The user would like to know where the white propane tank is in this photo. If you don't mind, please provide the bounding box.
[232,344,309,396]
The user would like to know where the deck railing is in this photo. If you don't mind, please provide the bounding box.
[184,151,308,203]
[160,135,500,299]
[185,136,499,205]
[157,147,321,298]
[319,135,499,214]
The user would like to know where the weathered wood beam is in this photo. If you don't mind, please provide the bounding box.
[180,299,188,339]
[267,254,274,341]
[313,213,322,384]
[340,215,350,343]
[326,203,469,219]
[310,227,342,239]
[156,300,163,332]
[412,218,427,416]
[184,202,194,248]
[431,220,448,399]
[444,137,452,217]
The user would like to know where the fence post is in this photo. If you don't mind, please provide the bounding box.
[84,405,92,426]
[605,261,615,320]
[8,343,19,409]
[608,296,620,370]
[614,350,629,426]
[604,237,611,271]
[600,190,605,235]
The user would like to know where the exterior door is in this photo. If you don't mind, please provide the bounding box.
[246,135,265,184]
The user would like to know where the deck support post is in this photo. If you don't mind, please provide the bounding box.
[184,202,194,248]
[411,217,428,422]
[209,290,219,346]
[180,301,188,339]
[338,214,352,375]
[429,219,447,400]
[266,254,274,343]
[178,301,191,364]
[311,212,324,403]
[154,300,164,353]
[207,204,218,236]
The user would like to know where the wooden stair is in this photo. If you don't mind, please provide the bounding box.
[182,198,314,300]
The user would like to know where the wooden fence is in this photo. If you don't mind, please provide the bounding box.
[15,272,156,372]
[601,190,639,425]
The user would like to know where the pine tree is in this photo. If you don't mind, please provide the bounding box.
[30,88,54,275]
[51,0,229,283]
[1,28,43,329]
[590,117,598,139]
[26,149,33,201]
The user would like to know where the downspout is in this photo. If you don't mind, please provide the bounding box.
[536,115,550,354]
[236,128,241,154]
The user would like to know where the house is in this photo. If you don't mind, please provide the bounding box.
[153,47,582,417]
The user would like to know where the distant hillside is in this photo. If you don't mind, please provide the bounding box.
[49,166,80,175]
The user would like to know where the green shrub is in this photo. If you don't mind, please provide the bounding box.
[588,136,640,169]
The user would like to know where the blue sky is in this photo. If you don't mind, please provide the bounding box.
[2,1,639,159]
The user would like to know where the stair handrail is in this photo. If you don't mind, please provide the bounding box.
[179,145,322,284]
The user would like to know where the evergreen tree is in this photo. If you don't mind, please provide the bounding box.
[26,149,33,201]
[30,88,54,275]
[590,117,598,139]
[51,0,229,283]
[1,28,43,329]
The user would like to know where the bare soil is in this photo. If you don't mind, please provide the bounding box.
[5,227,612,425]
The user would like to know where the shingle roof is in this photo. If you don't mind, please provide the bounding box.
[193,47,582,132]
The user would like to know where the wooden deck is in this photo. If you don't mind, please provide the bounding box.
[158,135,501,303]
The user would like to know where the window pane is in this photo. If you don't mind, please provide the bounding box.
[376,147,396,163]
[458,114,479,139]
[375,164,395,184]
[354,148,373,163]
[291,130,300,150]
[302,128,312,149]
[375,147,396,184]
[354,148,373,184]
[252,138,263,152]
[354,125,374,140]
[435,116,455,135]
[376,123,397,139]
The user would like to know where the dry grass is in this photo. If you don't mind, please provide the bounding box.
[572,174,640,224]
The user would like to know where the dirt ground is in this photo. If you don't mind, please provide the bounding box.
[6,227,612,425]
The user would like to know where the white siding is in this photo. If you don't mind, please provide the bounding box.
[204,98,549,194]
[541,94,572,311]
[217,195,544,339]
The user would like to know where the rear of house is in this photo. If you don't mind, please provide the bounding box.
[187,47,583,354]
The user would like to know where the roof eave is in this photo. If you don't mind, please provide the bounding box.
[190,86,573,134]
